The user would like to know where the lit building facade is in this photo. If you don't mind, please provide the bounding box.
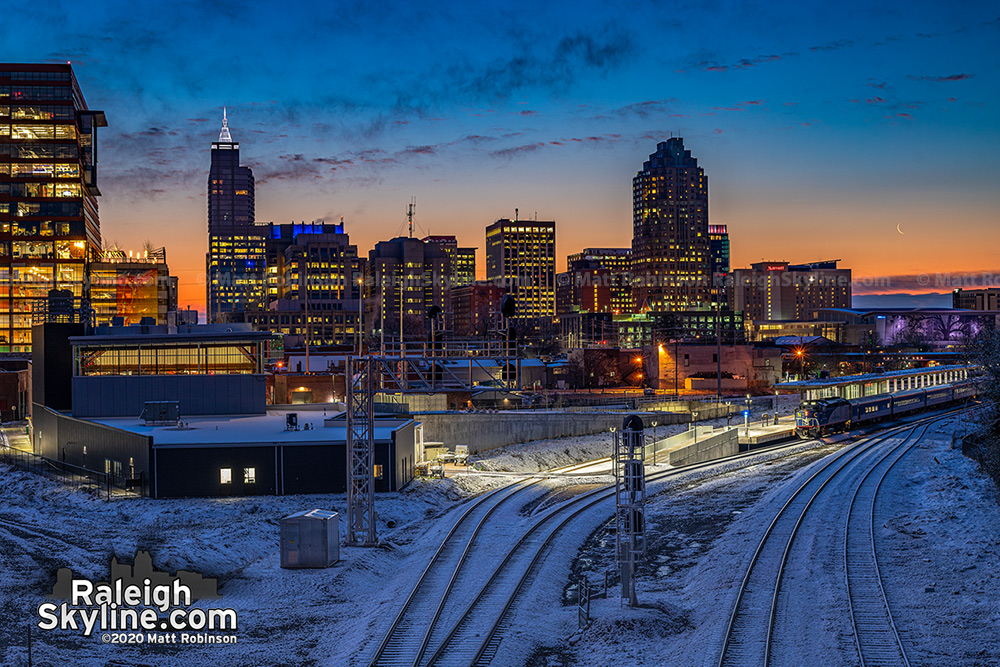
[485,218,555,318]
[0,63,106,351]
[89,247,171,325]
[632,138,711,313]
[226,221,364,347]
[423,235,476,288]
[368,235,463,337]
[953,288,1000,311]
[708,224,730,308]
[452,283,506,336]
[732,260,852,323]
[565,247,632,315]
[206,111,262,322]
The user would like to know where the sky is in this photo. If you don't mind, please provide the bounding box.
[2,0,998,311]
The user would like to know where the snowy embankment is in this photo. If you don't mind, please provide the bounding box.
[553,417,1000,667]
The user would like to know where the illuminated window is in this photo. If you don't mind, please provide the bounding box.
[243,467,256,484]
[220,468,232,484]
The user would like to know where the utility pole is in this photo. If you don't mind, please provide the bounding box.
[614,415,646,607]
[716,300,722,401]
[304,264,310,372]
[357,277,364,355]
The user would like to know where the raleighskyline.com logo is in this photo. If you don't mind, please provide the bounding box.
[37,551,238,645]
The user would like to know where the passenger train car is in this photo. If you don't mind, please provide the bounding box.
[795,380,978,438]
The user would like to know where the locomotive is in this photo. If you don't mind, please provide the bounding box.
[794,380,977,438]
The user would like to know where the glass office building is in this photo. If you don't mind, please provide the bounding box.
[0,63,106,351]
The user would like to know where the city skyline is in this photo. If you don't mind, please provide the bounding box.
[1,1,997,313]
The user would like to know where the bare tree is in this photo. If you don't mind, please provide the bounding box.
[969,327,1000,488]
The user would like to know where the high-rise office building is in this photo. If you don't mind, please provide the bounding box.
[708,224,731,308]
[206,110,263,322]
[237,223,364,346]
[732,260,852,323]
[422,235,476,288]
[0,63,106,351]
[563,247,632,315]
[632,138,710,313]
[485,218,555,318]
[368,236,453,337]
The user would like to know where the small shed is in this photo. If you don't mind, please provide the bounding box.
[280,509,340,568]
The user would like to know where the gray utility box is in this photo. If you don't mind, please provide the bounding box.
[280,509,340,568]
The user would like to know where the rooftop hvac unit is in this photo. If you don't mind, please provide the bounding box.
[281,509,340,568]
[140,401,180,425]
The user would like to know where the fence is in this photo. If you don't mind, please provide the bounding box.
[0,440,140,500]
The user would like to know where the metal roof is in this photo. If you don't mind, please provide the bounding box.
[775,363,971,389]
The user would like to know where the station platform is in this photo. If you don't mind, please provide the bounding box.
[737,414,798,446]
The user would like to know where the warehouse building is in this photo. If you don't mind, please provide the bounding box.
[31,322,417,497]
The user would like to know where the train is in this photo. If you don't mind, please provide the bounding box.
[794,380,978,438]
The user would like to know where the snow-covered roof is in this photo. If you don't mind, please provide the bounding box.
[89,410,410,447]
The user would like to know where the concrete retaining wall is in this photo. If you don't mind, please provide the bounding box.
[415,411,688,454]
[668,428,739,466]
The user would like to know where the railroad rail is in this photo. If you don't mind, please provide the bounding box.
[369,434,821,667]
[716,409,961,667]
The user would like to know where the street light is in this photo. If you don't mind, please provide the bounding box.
[651,420,658,464]
[692,411,699,443]
[744,394,752,439]
[357,277,364,355]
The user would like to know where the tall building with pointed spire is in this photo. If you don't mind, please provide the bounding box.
[206,110,264,322]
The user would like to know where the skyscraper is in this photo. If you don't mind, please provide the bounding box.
[206,110,263,322]
[708,224,731,308]
[632,138,710,313]
[485,218,555,318]
[563,247,632,315]
[0,63,106,351]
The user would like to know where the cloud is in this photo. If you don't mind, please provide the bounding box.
[809,39,854,52]
[490,142,548,159]
[697,53,787,72]
[909,73,975,82]
[852,272,1000,295]
[605,99,679,119]
[397,144,436,157]
[450,25,634,101]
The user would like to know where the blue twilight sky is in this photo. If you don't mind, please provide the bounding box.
[2,0,999,309]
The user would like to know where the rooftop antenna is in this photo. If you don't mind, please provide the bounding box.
[340,215,345,228]
[407,198,416,238]
[515,207,519,221]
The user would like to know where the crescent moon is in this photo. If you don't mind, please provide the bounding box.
[896,223,905,235]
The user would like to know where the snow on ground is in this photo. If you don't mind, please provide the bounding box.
[0,393,839,667]
[471,397,791,475]
[541,416,1000,667]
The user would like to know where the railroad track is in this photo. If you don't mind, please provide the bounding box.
[366,457,609,667]
[843,424,926,667]
[369,434,820,667]
[716,410,958,667]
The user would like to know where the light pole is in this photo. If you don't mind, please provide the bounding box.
[692,411,699,443]
[651,420,658,464]
[744,394,752,439]
[357,276,364,356]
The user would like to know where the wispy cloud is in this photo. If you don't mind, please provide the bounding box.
[809,39,854,52]
[909,73,975,82]
[696,53,787,72]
